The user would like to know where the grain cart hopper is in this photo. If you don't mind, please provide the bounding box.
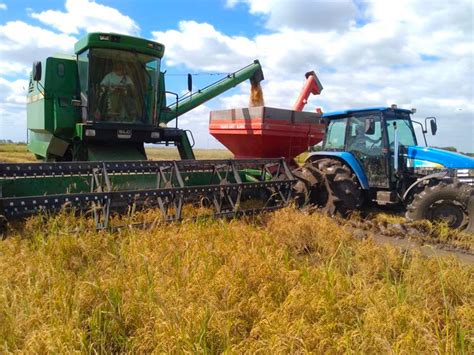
[0,33,295,230]
[209,71,325,164]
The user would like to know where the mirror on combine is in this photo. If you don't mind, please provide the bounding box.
[365,117,375,134]
[32,61,42,81]
[187,73,193,92]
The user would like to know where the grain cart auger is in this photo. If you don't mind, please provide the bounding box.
[0,33,296,230]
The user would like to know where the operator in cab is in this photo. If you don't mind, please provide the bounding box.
[94,61,137,122]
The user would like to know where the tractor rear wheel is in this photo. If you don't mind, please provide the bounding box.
[406,181,473,231]
[302,158,363,215]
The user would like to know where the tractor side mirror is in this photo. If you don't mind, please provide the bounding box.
[430,119,437,135]
[187,73,192,92]
[425,116,437,135]
[365,117,375,135]
[32,61,42,81]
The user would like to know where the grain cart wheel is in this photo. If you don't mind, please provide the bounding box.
[406,181,473,230]
[303,158,363,215]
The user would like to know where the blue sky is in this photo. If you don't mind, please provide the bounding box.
[0,0,473,152]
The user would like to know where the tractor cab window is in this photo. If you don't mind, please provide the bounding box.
[84,48,160,124]
[385,112,417,149]
[324,118,347,150]
[347,115,383,154]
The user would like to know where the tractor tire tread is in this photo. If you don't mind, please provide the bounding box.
[406,180,473,230]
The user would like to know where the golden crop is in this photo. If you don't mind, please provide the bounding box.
[0,208,472,353]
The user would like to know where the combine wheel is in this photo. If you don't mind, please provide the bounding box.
[303,158,363,215]
[406,181,473,231]
[0,215,6,234]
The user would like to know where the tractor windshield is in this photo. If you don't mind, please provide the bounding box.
[324,118,347,150]
[385,112,417,148]
[80,48,160,124]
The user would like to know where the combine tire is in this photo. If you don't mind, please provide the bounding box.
[0,215,6,234]
[406,181,473,231]
[302,158,363,215]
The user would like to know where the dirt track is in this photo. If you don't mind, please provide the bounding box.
[344,214,474,265]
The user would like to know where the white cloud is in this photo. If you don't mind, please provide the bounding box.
[0,3,7,10]
[30,0,139,35]
[153,21,257,71]
[0,21,77,74]
[227,0,358,31]
[0,77,28,141]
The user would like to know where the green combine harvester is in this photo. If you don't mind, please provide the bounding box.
[1,33,294,228]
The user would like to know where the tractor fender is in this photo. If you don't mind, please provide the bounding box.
[402,170,451,202]
[306,151,369,190]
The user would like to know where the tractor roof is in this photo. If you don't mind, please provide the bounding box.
[323,107,412,119]
[74,32,165,58]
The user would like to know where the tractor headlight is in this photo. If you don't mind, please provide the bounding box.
[457,169,473,176]
[85,129,96,137]
[456,169,474,186]
[151,132,160,139]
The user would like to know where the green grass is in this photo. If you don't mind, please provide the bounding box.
[0,209,473,353]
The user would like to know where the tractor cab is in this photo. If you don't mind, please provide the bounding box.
[321,107,419,189]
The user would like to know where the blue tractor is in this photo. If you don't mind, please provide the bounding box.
[298,106,474,231]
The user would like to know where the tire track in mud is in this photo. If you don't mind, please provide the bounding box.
[345,218,474,265]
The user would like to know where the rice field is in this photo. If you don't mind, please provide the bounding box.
[0,144,473,353]
[0,143,232,162]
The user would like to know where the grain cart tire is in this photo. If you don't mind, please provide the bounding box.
[406,181,473,230]
[304,158,363,215]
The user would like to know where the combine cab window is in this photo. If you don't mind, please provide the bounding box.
[85,48,160,124]
[78,51,89,121]
[324,118,347,150]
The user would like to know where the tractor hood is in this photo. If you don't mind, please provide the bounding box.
[407,146,474,169]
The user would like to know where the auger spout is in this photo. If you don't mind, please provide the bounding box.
[159,60,264,124]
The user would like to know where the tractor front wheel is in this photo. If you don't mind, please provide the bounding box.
[406,181,473,231]
[303,158,363,215]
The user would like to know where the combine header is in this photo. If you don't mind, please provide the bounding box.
[1,158,294,228]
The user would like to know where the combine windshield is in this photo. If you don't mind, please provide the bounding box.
[83,48,160,124]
